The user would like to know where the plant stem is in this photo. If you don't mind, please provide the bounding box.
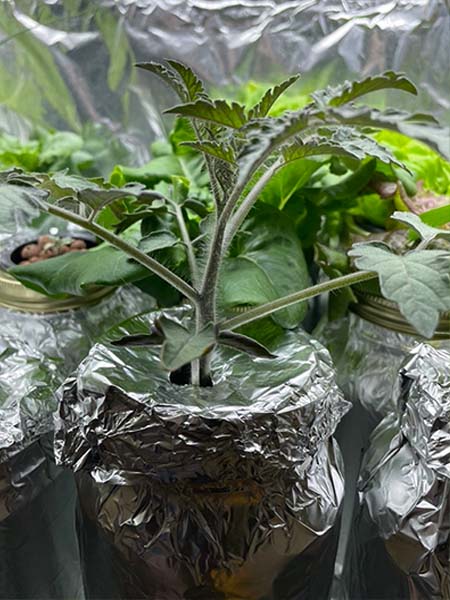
[173,203,200,286]
[223,158,282,252]
[47,203,199,304]
[220,270,377,331]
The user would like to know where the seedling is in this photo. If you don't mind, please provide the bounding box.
[11,62,450,384]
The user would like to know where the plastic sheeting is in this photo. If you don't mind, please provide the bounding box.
[55,310,349,599]
[0,1,449,169]
[349,343,450,599]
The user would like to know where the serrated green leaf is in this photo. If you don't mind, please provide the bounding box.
[237,107,313,187]
[391,211,450,246]
[248,74,300,119]
[159,317,216,370]
[349,242,450,337]
[283,127,401,166]
[182,141,236,164]
[136,61,187,100]
[329,106,438,131]
[166,60,206,101]
[165,99,247,129]
[312,72,417,107]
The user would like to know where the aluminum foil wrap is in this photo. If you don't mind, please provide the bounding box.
[55,310,350,599]
[321,313,450,424]
[1,1,448,165]
[0,286,153,463]
[348,343,450,599]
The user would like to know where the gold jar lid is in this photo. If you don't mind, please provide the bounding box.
[0,269,113,314]
[351,287,450,340]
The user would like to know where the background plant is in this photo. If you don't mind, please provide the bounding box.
[7,62,450,384]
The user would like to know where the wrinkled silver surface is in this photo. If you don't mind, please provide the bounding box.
[1,1,448,166]
[0,286,153,464]
[352,343,450,599]
[322,312,450,424]
[56,310,350,599]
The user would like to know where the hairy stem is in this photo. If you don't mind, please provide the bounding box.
[173,203,200,286]
[47,203,199,304]
[223,158,282,252]
[220,270,377,331]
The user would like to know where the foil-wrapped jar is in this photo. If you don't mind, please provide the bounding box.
[0,219,153,598]
[55,310,350,600]
[350,343,450,599]
[320,288,450,598]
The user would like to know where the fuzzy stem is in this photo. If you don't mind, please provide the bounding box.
[223,158,282,252]
[220,270,377,331]
[173,203,200,286]
[47,203,199,304]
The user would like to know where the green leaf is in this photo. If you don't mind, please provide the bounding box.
[9,243,149,297]
[420,204,450,228]
[166,60,206,101]
[111,330,164,347]
[329,106,438,132]
[349,242,450,337]
[118,155,185,185]
[159,317,216,370]
[312,72,417,107]
[320,159,377,206]
[136,62,187,100]
[259,159,320,209]
[352,193,394,228]
[181,141,236,164]
[165,99,247,129]
[0,182,43,234]
[391,211,450,246]
[283,127,401,167]
[138,230,179,253]
[39,131,84,165]
[218,331,276,358]
[236,107,313,187]
[374,130,450,195]
[221,218,310,328]
[248,75,300,119]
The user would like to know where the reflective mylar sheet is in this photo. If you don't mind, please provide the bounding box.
[350,344,450,599]
[0,0,448,168]
[55,310,350,599]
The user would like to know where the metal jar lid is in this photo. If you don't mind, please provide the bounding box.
[351,286,450,340]
[0,268,113,314]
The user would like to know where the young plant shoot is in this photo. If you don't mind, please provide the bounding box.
[9,62,450,385]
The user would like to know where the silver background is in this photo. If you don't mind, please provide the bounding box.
[0,0,449,168]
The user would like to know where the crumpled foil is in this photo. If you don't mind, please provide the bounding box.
[0,286,153,598]
[319,313,450,598]
[55,310,350,599]
[1,1,448,166]
[321,312,450,425]
[349,343,450,599]
[0,286,153,463]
